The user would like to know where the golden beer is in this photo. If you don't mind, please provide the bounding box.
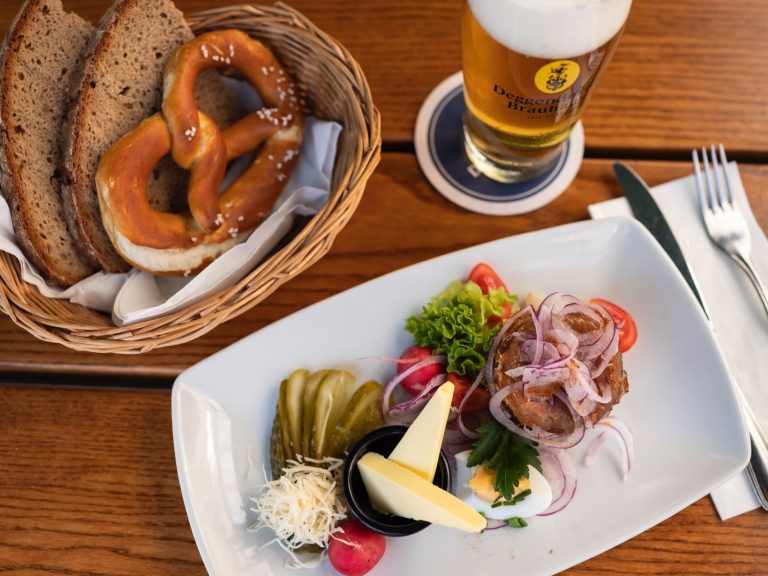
[461,0,632,182]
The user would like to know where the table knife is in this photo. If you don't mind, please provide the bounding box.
[613,161,768,511]
[613,162,711,319]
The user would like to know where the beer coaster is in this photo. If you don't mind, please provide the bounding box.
[414,71,584,216]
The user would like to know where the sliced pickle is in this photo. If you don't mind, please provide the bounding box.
[277,378,293,460]
[327,380,385,458]
[311,370,355,458]
[301,370,329,456]
[269,406,286,480]
[285,369,309,459]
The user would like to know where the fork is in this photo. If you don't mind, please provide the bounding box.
[693,144,768,510]
[693,144,768,317]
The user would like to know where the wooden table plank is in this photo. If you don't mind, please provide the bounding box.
[1,384,766,575]
[1,0,766,152]
[0,155,765,377]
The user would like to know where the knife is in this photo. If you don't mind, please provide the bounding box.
[613,162,711,320]
[613,161,768,511]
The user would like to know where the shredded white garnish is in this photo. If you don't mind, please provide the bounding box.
[248,456,346,560]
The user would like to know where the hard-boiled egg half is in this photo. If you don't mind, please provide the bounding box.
[453,450,552,520]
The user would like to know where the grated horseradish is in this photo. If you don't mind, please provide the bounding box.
[249,456,346,556]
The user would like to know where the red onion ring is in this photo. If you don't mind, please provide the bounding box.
[483,519,507,531]
[591,416,635,479]
[485,306,533,395]
[537,447,577,516]
[489,385,586,449]
[456,371,486,439]
[380,354,446,418]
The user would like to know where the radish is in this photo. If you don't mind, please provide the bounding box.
[395,345,444,396]
[328,519,386,576]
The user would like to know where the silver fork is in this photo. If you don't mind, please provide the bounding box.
[693,144,768,317]
[693,144,768,510]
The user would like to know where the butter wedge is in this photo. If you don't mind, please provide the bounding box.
[388,381,454,480]
[357,452,486,533]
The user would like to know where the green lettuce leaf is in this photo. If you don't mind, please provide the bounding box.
[405,280,517,378]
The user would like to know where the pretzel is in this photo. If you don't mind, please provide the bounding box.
[95,30,303,276]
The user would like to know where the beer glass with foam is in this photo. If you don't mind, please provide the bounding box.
[462,0,632,182]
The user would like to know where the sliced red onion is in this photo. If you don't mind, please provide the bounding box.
[592,416,635,479]
[456,371,487,439]
[483,519,508,531]
[575,305,618,361]
[381,354,446,417]
[489,385,585,449]
[485,306,533,395]
[584,431,607,466]
[387,374,446,415]
[537,447,577,516]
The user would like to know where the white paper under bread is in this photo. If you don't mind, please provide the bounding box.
[0,78,341,323]
[588,163,766,520]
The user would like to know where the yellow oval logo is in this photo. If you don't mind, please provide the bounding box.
[535,60,580,94]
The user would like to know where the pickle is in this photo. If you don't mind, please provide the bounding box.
[327,380,385,458]
[269,406,286,480]
[301,370,328,456]
[285,369,309,459]
[311,370,355,458]
[277,378,293,460]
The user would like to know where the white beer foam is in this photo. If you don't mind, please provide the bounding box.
[468,0,632,60]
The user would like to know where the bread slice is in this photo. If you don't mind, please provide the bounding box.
[0,0,96,286]
[62,0,240,273]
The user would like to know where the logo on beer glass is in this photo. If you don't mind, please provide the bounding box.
[535,60,580,94]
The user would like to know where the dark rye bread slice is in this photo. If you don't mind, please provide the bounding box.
[0,0,96,287]
[62,0,239,273]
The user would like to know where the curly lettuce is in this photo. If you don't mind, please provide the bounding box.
[405,281,518,378]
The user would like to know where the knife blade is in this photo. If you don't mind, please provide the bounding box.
[613,162,711,319]
[614,161,768,511]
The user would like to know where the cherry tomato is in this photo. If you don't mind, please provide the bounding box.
[590,298,637,353]
[396,345,444,396]
[468,262,512,324]
[446,373,490,413]
[468,262,507,293]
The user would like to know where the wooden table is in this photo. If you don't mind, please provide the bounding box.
[1,0,766,574]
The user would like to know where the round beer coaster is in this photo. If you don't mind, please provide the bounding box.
[414,71,584,216]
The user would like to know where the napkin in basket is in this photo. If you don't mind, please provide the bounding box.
[0,77,341,324]
[588,162,767,520]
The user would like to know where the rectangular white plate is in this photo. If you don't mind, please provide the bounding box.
[172,217,749,576]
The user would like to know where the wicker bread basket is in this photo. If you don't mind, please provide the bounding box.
[0,2,381,353]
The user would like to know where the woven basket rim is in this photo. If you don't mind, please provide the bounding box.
[0,2,381,353]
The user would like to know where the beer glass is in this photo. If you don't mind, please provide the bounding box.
[461,0,632,183]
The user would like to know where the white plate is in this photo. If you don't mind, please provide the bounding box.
[172,217,749,576]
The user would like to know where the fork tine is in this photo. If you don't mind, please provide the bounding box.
[701,146,719,211]
[710,144,728,210]
[692,149,709,212]
[718,143,735,205]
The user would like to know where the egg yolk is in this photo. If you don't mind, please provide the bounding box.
[467,464,531,503]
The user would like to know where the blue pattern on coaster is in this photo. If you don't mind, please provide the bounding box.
[427,85,568,203]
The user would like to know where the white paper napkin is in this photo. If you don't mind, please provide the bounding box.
[588,162,767,520]
[0,88,340,322]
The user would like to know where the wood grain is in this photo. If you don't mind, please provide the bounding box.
[0,384,765,575]
[2,0,767,152]
[0,156,765,377]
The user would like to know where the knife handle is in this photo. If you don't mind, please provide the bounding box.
[734,384,768,510]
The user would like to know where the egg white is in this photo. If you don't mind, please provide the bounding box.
[453,450,552,520]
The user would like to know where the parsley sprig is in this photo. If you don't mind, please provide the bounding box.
[467,420,541,501]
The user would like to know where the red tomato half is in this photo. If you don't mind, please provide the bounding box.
[468,262,512,324]
[446,373,491,413]
[468,262,507,293]
[590,298,637,353]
